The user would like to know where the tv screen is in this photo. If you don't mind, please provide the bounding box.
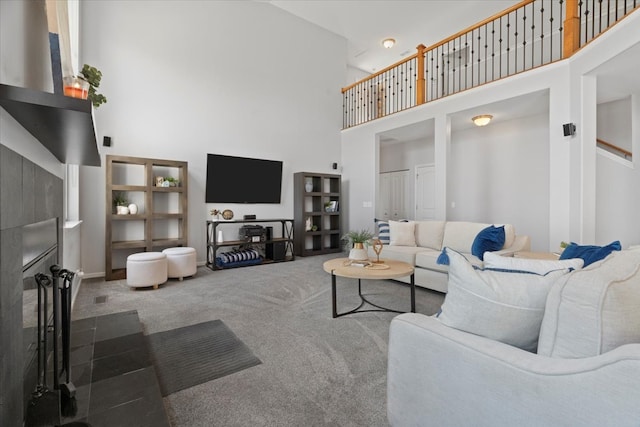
[205,154,283,204]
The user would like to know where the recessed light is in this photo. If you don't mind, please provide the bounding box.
[382,38,396,49]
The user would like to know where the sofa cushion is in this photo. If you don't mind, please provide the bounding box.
[483,252,584,274]
[471,225,505,260]
[414,220,446,250]
[438,248,570,352]
[389,220,417,246]
[558,240,622,267]
[537,248,640,358]
[416,250,482,273]
[375,219,390,245]
[373,245,425,265]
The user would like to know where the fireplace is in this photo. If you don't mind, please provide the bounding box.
[0,144,64,426]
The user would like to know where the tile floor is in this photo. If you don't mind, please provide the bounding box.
[26,310,169,427]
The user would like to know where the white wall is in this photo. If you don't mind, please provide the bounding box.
[448,113,550,250]
[595,92,640,248]
[380,138,433,173]
[597,97,632,153]
[79,1,346,275]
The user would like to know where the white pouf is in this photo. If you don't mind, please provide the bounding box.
[162,247,197,281]
[126,252,168,289]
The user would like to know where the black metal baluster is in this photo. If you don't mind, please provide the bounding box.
[484,25,488,85]
[499,16,503,78]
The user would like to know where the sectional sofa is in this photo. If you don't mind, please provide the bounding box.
[369,220,531,292]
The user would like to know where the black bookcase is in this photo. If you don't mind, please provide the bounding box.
[293,172,342,256]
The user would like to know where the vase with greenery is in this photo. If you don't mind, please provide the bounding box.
[343,229,374,261]
[80,64,107,108]
[113,193,128,214]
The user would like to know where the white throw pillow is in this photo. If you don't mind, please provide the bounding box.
[389,220,416,246]
[537,249,640,358]
[483,252,584,275]
[438,248,570,352]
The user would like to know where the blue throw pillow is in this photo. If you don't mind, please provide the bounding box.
[559,240,621,267]
[375,219,390,245]
[471,225,505,261]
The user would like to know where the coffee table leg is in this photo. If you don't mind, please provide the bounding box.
[331,271,338,318]
[410,273,416,313]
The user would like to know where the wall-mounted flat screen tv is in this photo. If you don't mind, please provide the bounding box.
[205,154,283,203]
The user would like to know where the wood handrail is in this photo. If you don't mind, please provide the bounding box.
[419,0,536,54]
[342,0,535,93]
[342,52,418,93]
[597,138,632,158]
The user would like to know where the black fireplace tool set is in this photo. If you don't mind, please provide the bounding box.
[28,265,90,427]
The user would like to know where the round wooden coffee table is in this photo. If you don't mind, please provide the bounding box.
[323,258,415,318]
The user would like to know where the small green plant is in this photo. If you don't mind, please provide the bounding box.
[343,229,374,246]
[165,177,179,186]
[80,64,107,108]
[113,193,128,207]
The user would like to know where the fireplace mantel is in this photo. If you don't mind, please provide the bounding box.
[0,83,100,166]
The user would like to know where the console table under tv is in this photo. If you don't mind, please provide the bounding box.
[206,219,295,270]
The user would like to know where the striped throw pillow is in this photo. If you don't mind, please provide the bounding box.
[375,219,390,245]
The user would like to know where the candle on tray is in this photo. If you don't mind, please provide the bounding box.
[63,76,89,100]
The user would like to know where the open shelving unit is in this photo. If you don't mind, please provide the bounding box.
[105,155,188,280]
[293,172,342,256]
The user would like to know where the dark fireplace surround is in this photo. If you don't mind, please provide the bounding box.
[0,144,63,426]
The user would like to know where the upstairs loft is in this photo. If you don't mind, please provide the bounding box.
[342,0,640,159]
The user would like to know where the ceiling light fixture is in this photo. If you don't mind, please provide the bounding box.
[472,114,493,126]
[382,38,396,49]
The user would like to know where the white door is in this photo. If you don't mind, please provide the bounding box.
[378,170,410,220]
[377,173,391,219]
[415,164,435,219]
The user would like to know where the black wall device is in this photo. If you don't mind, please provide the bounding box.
[563,123,576,137]
[103,136,111,147]
[332,162,338,170]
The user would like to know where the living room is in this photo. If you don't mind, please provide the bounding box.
[2,0,640,426]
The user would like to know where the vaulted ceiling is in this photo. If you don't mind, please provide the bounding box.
[267,1,518,73]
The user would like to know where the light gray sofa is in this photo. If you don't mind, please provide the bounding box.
[387,248,640,426]
[369,220,530,292]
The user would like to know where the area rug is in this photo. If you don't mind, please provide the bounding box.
[145,319,262,396]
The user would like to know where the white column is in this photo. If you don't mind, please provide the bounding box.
[580,75,597,243]
[434,114,450,220]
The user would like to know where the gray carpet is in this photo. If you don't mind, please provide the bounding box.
[72,253,445,426]
[146,319,261,396]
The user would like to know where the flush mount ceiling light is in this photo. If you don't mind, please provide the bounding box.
[472,114,493,126]
[382,38,396,49]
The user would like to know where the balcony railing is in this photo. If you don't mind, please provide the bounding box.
[342,0,639,129]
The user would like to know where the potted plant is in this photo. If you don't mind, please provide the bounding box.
[343,229,374,261]
[80,64,107,108]
[113,193,129,214]
[164,177,179,187]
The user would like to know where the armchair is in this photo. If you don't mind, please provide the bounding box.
[387,313,640,426]
[388,247,640,426]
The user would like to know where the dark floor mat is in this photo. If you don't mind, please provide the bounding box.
[145,320,261,396]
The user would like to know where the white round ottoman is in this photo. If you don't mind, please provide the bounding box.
[126,252,167,289]
[162,247,197,281]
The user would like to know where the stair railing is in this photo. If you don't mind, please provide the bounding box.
[597,138,632,160]
[342,0,639,129]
